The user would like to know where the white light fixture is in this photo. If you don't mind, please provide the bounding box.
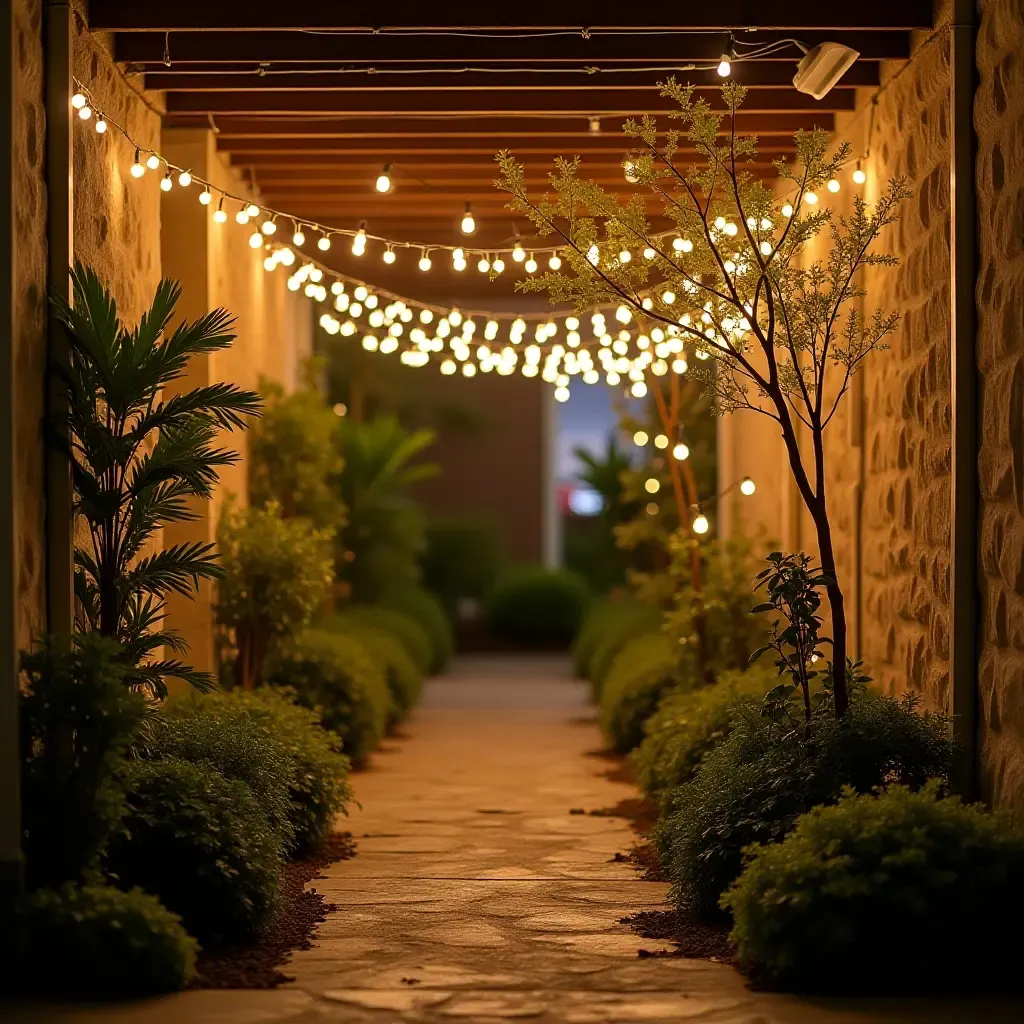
[792,42,860,100]
[853,163,867,185]
[460,203,476,235]
[177,169,192,187]
[692,512,710,534]
[740,476,756,496]
[375,164,393,193]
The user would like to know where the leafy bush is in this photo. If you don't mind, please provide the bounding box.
[599,631,681,753]
[19,635,146,889]
[152,695,300,854]
[631,664,777,804]
[420,518,502,615]
[584,602,663,695]
[107,758,282,945]
[484,565,591,648]
[3,884,197,997]
[264,627,390,761]
[338,604,433,675]
[326,613,423,724]
[381,584,454,672]
[215,500,335,688]
[723,783,1024,991]
[654,692,954,920]
[572,596,649,677]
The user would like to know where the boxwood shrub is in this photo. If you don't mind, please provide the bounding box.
[599,631,681,753]
[264,627,390,762]
[723,783,1024,992]
[336,604,432,677]
[381,584,455,672]
[585,603,663,697]
[572,596,657,679]
[107,758,283,945]
[631,664,778,805]
[3,884,197,997]
[484,565,591,648]
[654,692,954,920]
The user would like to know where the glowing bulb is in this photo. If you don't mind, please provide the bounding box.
[623,161,639,183]
[71,92,87,109]
[130,150,145,178]
[146,154,160,171]
[199,187,212,205]
[318,234,332,251]
[805,191,819,205]
[441,359,457,375]
[633,430,649,446]
[827,178,841,193]
[565,317,580,331]
[77,104,92,120]
[352,228,367,256]
[160,172,172,192]
[261,219,276,235]
[375,165,392,193]
[177,169,192,187]
[235,209,250,225]
[781,203,794,218]
[853,166,867,185]
[248,231,262,249]
[740,476,756,496]
[586,244,600,266]
[418,251,432,272]
[477,257,490,273]
[554,386,570,403]
[94,117,107,134]
[213,202,227,224]
[631,381,648,398]
[692,512,710,534]
[383,248,396,264]
[618,249,632,263]
[673,442,690,461]
[461,204,476,235]
[760,240,772,255]
[525,256,538,273]
[548,254,562,270]
[645,477,660,494]
[246,204,260,218]
[717,55,731,77]
[643,247,656,260]
[512,243,525,262]
[654,434,668,449]
[492,258,505,274]
[292,227,306,247]
[661,290,676,305]
[354,285,368,301]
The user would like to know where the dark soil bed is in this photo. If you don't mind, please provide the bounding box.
[622,908,733,962]
[191,831,356,989]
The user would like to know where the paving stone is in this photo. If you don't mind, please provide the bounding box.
[322,989,455,1010]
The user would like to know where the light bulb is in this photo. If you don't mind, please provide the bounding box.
[477,257,490,273]
[248,231,262,249]
[512,243,525,262]
[586,244,600,266]
[318,234,331,251]
[692,512,710,534]
[827,178,840,193]
[245,204,259,218]
[631,381,648,398]
[418,251,432,272]
[645,477,660,494]
[618,249,632,263]
[633,431,649,446]
[199,187,212,205]
[673,442,690,461]
[525,256,538,273]
[77,104,92,120]
[71,92,87,109]
[375,165,392,193]
[453,257,466,272]
[853,165,867,185]
[130,149,145,178]
[213,201,227,224]
[654,434,668,449]
[460,204,476,235]
[781,203,794,218]
[292,227,306,246]
[354,285,367,300]
[661,290,676,305]
[177,169,192,187]
[383,248,396,264]
[717,55,731,77]
[352,228,366,256]
[160,172,172,192]
[492,258,505,273]
[94,117,107,134]
[805,191,819,205]
[235,209,250,224]
[760,240,772,255]
[623,161,639,183]
[643,247,656,260]
[548,254,562,270]
[565,316,580,331]
[740,476,756,496]
[261,219,276,235]
[146,154,160,171]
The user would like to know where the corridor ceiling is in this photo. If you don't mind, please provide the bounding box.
[92,3,932,305]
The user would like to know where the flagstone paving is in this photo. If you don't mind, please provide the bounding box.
[7,654,1024,1022]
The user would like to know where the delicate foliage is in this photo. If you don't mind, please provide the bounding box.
[53,263,262,694]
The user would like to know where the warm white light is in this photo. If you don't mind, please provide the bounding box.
[77,105,92,120]
[248,232,262,249]
[692,512,710,534]
[645,477,660,494]
[235,209,250,225]
[418,251,432,272]
[586,244,600,266]
[318,234,331,251]
[94,118,107,134]
[146,154,160,171]
[525,255,538,273]
[618,249,632,263]
[760,240,772,255]
[199,188,212,205]
[246,204,260,218]
[548,254,562,270]
[717,56,731,77]
[71,92,87,109]
[565,317,580,331]
[130,150,145,178]
[261,219,277,235]
[177,170,192,187]
[441,359,457,375]
[623,161,639,183]
[461,205,476,235]
[661,290,676,305]
[781,203,794,218]
[160,173,172,192]
[827,178,841,193]
[383,248,396,264]
[631,380,648,398]
[554,386,570,403]
[643,247,656,260]
[213,204,227,224]
[654,434,668,449]
[853,166,867,185]
[292,227,306,247]
[673,442,690,461]
[512,243,525,262]
[493,258,505,273]
[477,257,490,273]
[633,430,649,446]
[740,476,756,496]
[352,228,367,256]
[375,165,393,193]
[805,191,819,205]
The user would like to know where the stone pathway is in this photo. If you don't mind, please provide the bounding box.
[7,655,1024,1022]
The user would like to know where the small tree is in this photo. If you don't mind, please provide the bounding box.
[496,81,910,717]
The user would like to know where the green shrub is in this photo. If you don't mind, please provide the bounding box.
[599,631,681,753]
[151,696,297,854]
[572,596,649,678]
[339,604,433,675]
[326,613,423,724]
[723,783,1024,991]
[654,693,954,921]
[381,584,454,672]
[107,758,282,945]
[4,884,197,997]
[420,518,502,614]
[584,602,663,695]
[19,635,146,889]
[264,627,389,761]
[485,565,591,648]
[631,664,777,804]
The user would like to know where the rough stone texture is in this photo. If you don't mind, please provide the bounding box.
[12,0,47,646]
[975,0,1024,816]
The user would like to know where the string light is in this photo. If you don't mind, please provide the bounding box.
[549,255,562,270]
[94,116,107,134]
[130,149,145,178]
[261,218,277,236]
[318,233,332,251]
[461,203,476,235]
[692,512,710,534]
[853,163,867,185]
[781,202,794,218]
[77,103,92,120]
[177,169,192,187]
[213,199,227,224]
[418,249,432,272]
[245,203,260,218]
[352,226,367,256]
[248,231,262,249]
[525,255,538,273]
[235,206,250,225]
[645,478,660,494]
[145,153,160,171]
[805,191,819,205]
[633,430,649,446]
[160,171,172,192]
[512,242,525,263]
[71,92,87,109]
[740,476,756,495]
[375,164,393,194]
[673,442,690,461]
[827,178,841,193]
[199,186,212,206]
[383,246,396,264]
[292,226,306,247]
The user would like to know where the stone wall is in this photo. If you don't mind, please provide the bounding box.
[975,0,1024,814]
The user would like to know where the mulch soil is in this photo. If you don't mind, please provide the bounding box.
[583,750,733,963]
[191,831,356,989]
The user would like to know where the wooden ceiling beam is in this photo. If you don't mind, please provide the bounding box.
[114,30,911,63]
[91,3,935,32]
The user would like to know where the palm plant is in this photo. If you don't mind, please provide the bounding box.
[52,262,262,695]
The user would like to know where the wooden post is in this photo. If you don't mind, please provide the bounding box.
[949,0,980,799]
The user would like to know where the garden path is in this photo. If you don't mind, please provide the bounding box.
[8,655,1024,1023]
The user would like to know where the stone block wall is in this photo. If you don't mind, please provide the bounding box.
[975,0,1024,814]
